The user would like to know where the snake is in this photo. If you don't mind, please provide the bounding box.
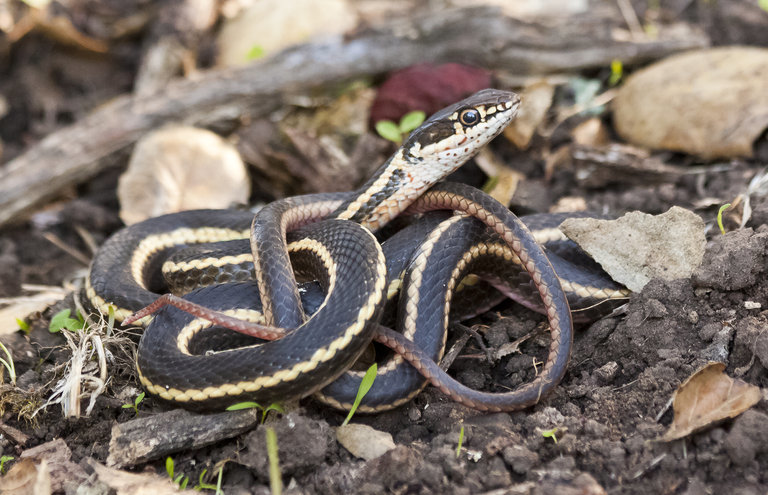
[85,89,629,412]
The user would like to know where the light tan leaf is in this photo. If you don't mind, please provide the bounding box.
[117,126,250,225]
[660,362,762,441]
[89,460,179,495]
[613,47,768,159]
[473,148,523,207]
[0,458,51,495]
[217,0,357,67]
[503,80,555,150]
[0,292,66,336]
[560,206,705,292]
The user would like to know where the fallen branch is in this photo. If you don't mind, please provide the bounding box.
[0,6,708,227]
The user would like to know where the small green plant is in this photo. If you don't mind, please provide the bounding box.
[760,0,768,13]
[609,59,623,86]
[717,203,731,235]
[541,427,559,444]
[15,318,30,335]
[455,425,465,458]
[246,45,265,61]
[122,392,145,416]
[266,427,281,495]
[0,455,14,474]
[195,465,224,493]
[225,401,284,424]
[49,309,86,333]
[166,456,190,490]
[0,341,16,386]
[375,110,426,144]
[341,363,377,426]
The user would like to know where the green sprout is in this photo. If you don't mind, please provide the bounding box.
[49,309,86,333]
[15,318,30,335]
[541,427,559,444]
[375,110,426,144]
[0,455,14,474]
[246,45,265,61]
[225,401,284,424]
[195,465,224,494]
[609,59,623,86]
[166,456,189,490]
[0,341,16,386]
[121,392,145,416]
[266,427,281,495]
[717,203,731,235]
[455,425,465,458]
[341,363,377,426]
[760,0,768,12]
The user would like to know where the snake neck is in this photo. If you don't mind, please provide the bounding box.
[331,151,428,231]
[329,88,521,232]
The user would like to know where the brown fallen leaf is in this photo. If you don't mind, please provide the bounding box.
[89,460,178,495]
[613,46,768,159]
[503,80,555,150]
[0,458,52,495]
[659,362,763,442]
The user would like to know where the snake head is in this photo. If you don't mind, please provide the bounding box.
[335,89,520,230]
[403,88,521,171]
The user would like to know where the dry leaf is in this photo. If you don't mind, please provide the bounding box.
[503,80,555,149]
[473,148,523,207]
[560,206,705,292]
[571,117,610,147]
[0,458,52,495]
[613,47,768,159]
[20,438,88,491]
[117,126,250,225]
[217,0,357,67]
[660,362,762,442]
[89,460,179,495]
[0,292,66,336]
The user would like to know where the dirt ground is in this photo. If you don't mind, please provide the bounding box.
[1,2,768,494]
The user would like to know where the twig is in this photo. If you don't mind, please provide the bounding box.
[0,6,708,227]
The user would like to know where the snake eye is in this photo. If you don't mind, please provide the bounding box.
[459,109,481,126]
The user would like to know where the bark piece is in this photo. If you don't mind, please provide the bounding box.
[107,408,261,467]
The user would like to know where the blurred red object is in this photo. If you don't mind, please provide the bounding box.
[369,63,492,126]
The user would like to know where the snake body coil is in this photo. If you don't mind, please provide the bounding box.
[87,89,628,412]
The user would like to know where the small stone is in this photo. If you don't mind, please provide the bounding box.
[336,424,396,461]
[687,310,699,324]
[698,322,721,342]
[593,361,620,385]
[644,299,668,319]
[501,445,539,474]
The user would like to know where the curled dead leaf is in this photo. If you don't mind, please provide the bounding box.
[118,126,250,225]
[659,362,762,442]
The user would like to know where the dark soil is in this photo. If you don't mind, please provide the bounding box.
[1,2,768,495]
[2,145,768,495]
